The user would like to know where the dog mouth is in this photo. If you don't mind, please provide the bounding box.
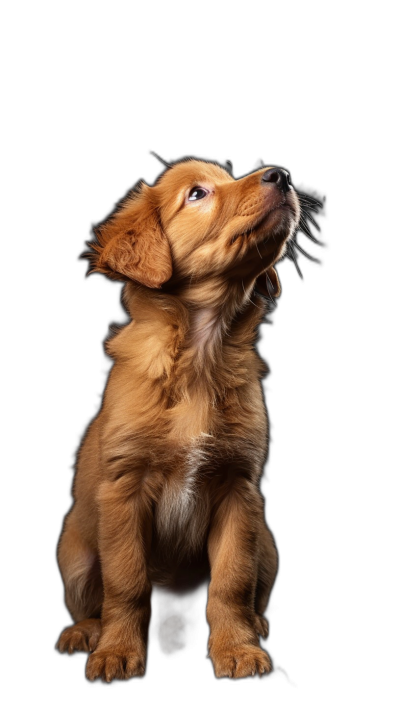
[230,202,294,246]
[230,195,300,244]
[244,198,298,242]
[261,199,292,223]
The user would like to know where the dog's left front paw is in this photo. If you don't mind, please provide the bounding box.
[210,644,272,678]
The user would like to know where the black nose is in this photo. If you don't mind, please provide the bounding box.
[261,167,291,193]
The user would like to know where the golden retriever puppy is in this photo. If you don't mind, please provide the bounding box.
[56,157,320,681]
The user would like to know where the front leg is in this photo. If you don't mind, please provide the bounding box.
[207,479,272,678]
[86,475,153,682]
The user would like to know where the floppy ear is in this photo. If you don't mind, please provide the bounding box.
[84,188,173,289]
[255,265,281,299]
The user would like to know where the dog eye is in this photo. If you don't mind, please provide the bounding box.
[188,187,208,201]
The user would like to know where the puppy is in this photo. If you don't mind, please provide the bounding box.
[56,157,317,681]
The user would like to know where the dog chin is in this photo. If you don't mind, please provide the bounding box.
[265,204,298,235]
[257,205,297,251]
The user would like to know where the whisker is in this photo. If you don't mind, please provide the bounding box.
[302,210,321,232]
[298,215,324,246]
[296,190,322,208]
[303,216,319,237]
[299,217,314,235]
[293,240,320,263]
[300,199,319,213]
[296,191,322,208]
[299,200,321,214]
[255,240,263,260]
[298,220,324,246]
[286,243,303,278]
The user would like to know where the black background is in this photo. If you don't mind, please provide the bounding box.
[31,95,362,706]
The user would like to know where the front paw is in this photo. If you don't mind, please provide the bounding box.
[209,643,272,678]
[86,649,145,682]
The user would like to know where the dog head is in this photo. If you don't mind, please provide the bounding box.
[85,158,301,300]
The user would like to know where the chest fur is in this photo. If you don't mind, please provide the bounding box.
[154,442,211,552]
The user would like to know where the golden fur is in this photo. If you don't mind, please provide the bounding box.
[56,158,301,680]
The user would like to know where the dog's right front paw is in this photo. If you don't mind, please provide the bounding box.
[86,650,145,682]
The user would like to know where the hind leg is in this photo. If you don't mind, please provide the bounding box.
[56,508,103,654]
[254,523,278,639]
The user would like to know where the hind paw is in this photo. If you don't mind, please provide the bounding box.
[254,614,269,638]
[57,618,101,654]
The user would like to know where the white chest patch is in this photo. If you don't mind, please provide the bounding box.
[155,441,211,551]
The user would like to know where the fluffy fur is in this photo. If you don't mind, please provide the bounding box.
[56,158,302,681]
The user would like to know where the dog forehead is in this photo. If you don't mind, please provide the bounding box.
[158,160,233,191]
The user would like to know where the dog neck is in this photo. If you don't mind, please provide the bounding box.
[120,279,265,386]
[189,307,221,353]
[179,277,262,359]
